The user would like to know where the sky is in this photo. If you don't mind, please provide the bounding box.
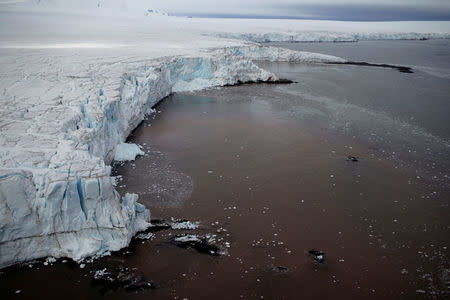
[160,0,450,21]
[1,0,450,21]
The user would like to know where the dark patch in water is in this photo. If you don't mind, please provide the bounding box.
[0,257,80,273]
[91,265,156,294]
[224,78,295,87]
[148,219,171,232]
[308,250,326,264]
[347,155,359,162]
[172,219,189,223]
[328,61,413,73]
[171,235,221,256]
[271,266,290,273]
[267,40,358,44]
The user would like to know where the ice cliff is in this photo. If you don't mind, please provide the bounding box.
[0,45,344,268]
[214,31,450,43]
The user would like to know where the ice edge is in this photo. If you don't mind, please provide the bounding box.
[0,45,344,268]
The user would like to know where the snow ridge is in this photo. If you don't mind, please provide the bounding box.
[0,45,344,268]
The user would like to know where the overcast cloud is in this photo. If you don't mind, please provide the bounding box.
[149,0,450,20]
[1,0,450,21]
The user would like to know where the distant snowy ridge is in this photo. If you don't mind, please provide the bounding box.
[214,31,450,43]
[218,46,346,63]
[194,19,450,43]
[0,45,344,268]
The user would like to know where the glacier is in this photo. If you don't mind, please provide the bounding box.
[0,1,449,268]
[0,43,345,268]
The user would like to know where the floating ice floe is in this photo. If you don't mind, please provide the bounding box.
[171,220,200,230]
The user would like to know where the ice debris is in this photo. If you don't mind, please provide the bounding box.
[171,219,199,230]
[114,143,145,161]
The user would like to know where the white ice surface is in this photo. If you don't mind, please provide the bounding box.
[114,143,144,162]
[0,2,449,268]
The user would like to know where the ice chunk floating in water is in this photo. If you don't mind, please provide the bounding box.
[114,143,144,161]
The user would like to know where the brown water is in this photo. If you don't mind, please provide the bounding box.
[114,86,449,299]
[1,42,449,299]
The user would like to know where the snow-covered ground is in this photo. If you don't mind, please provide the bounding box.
[0,1,449,268]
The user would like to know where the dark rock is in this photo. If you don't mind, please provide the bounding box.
[308,250,326,264]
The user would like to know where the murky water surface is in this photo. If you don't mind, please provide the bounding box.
[1,40,449,299]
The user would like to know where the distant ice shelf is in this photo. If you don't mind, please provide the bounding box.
[213,31,450,43]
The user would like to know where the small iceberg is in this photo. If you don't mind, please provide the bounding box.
[114,143,144,161]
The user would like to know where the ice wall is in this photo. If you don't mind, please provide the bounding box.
[214,31,450,43]
[0,45,344,268]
